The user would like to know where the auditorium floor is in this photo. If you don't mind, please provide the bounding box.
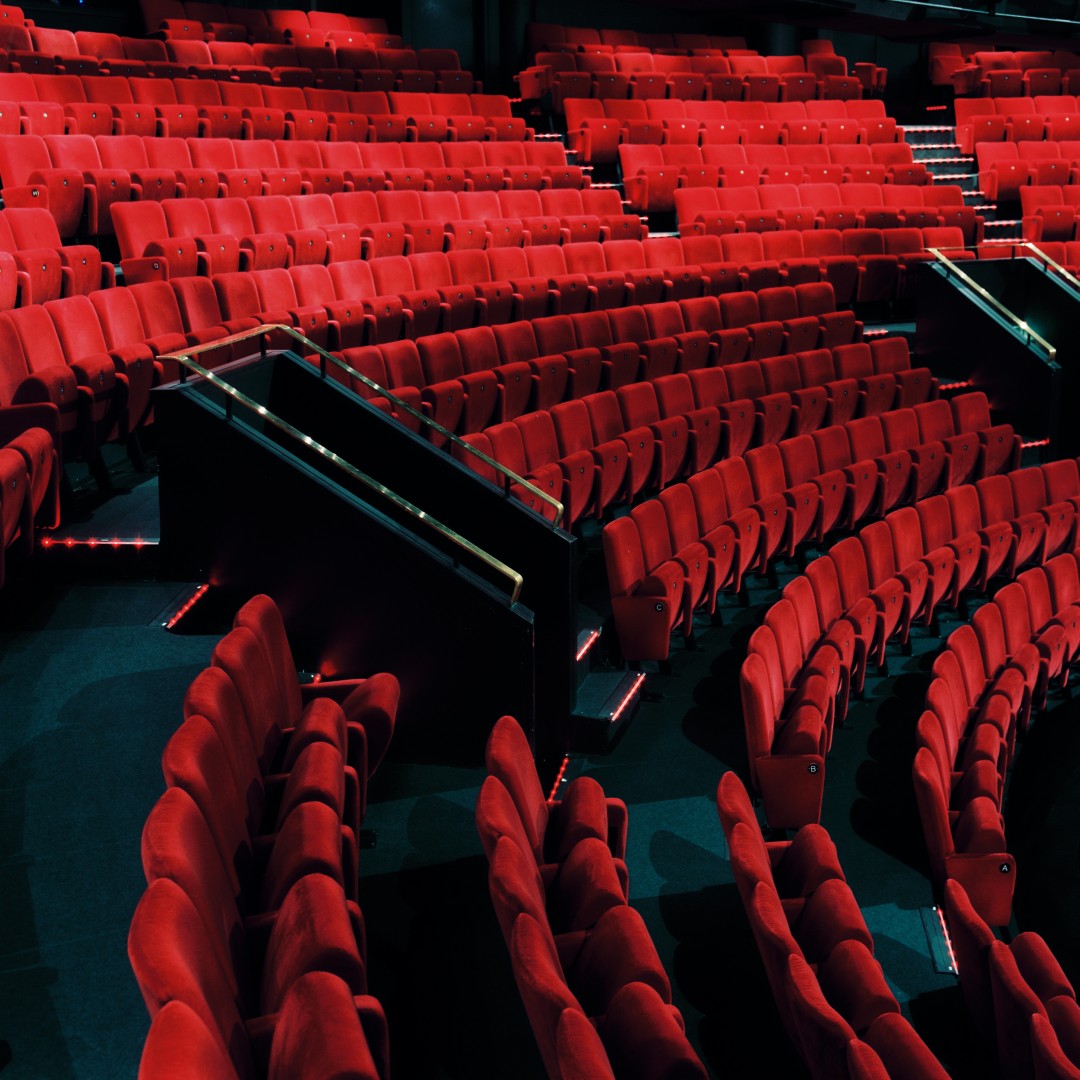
[0,469,1077,1078]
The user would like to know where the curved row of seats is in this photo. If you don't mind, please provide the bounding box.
[915,546,1080,926]
[668,220,971,305]
[566,98,893,163]
[450,331,936,530]
[521,27,884,100]
[0,78,505,142]
[109,199,961,319]
[130,593,400,1078]
[716,772,950,1079]
[740,463,1066,829]
[0,29,418,88]
[110,221,862,334]
[625,146,929,209]
[519,51,863,108]
[58,141,590,249]
[330,284,864,438]
[601,388,1012,666]
[623,147,930,213]
[140,1,392,45]
[475,716,705,1078]
[524,22,750,56]
[0,255,828,476]
[27,38,474,94]
[0,266,858,470]
[0,118,533,238]
[676,183,978,238]
[943,878,1080,1078]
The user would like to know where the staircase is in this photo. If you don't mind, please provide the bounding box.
[905,121,1022,242]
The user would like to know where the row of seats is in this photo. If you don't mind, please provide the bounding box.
[944,878,1080,1079]
[667,223,972,305]
[915,546,1080,927]
[974,142,1080,200]
[0,416,58,588]
[14,35,475,94]
[18,32,425,88]
[0,274,331,461]
[518,50,868,108]
[992,237,1080,274]
[742,462,1054,829]
[972,140,1080,202]
[601,388,1011,665]
[0,78,520,144]
[0,130,553,242]
[566,99,894,163]
[447,335,921,530]
[140,1,392,44]
[0,205,113,307]
[335,287,865,448]
[0,27,420,88]
[113,217,860,332]
[675,179,953,231]
[97,139,586,212]
[130,592,400,1078]
[524,25,884,96]
[716,771,950,1079]
[676,184,979,241]
[621,148,930,215]
[938,46,1080,98]
[475,717,705,1077]
[955,94,1080,153]
[524,22,750,57]
[1018,184,1080,241]
[920,561,1080,933]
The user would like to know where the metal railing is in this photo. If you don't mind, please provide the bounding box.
[159,330,526,604]
[927,246,1058,361]
[163,322,565,528]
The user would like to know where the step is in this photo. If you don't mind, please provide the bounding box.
[983,219,1023,239]
[933,173,980,191]
[912,144,961,158]
[902,124,955,147]
[572,670,646,745]
[921,158,975,170]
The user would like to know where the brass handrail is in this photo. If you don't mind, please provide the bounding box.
[927,247,1058,362]
[1011,240,1080,294]
[161,323,566,527]
[158,343,525,604]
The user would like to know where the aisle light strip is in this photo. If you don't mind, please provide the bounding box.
[40,535,155,549]
[576,630,601,662]
[936,906,959,974]
[610,673,647,726]
[547,755,571,803]
[165,584,211,630]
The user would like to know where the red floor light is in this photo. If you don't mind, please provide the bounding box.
[576,629,601,662]
[610,673,646,726]
[547,755,571,803]
[40,535,155,550]
[936,905,958,974]
[165,584,211,630]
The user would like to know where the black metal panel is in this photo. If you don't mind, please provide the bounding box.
[248,353,576,774]
[914,261,1061,451]
[156,379,536,767]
